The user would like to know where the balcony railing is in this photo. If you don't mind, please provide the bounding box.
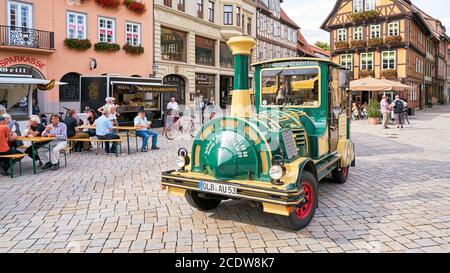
[0,25,55,50]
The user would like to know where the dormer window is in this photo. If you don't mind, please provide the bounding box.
[353,0,363,13]
[365,0,376,11]
[353,0,376,12]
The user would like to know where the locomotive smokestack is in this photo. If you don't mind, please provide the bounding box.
[227,36,256,118]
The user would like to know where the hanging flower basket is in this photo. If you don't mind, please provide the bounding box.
[64,38,92,51]
[335,41,349,50]
[360,69,374,78]
[381,69,397,79]
[350,40,367,48]
[123,44,145,55]
[351,10,379,21]
[94,42,121,52]
[385,35,403,44]
[124,0,147,14]
[95,0,121,9]
[368,38,383,47]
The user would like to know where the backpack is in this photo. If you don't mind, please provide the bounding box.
[394,100,404,113]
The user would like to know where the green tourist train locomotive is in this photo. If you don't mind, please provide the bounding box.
[161,36,355,230]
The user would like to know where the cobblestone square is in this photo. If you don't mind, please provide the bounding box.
[0,106,449,253]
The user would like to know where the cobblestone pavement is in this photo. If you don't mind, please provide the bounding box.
[1,106,450,253]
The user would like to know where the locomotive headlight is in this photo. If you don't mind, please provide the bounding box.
[177,148,190,171]
[269,165,285,181]
[176,156,188,168]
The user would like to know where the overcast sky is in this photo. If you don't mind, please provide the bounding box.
[281,0,450,45]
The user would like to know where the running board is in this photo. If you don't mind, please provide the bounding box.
[316,155,341,180]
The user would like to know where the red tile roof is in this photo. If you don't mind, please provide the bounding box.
[308,45,331,58]
[297,32,315,57]
[280,8,299,29]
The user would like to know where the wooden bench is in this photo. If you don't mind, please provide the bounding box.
[68,138,125,156]
[0,154,27,178]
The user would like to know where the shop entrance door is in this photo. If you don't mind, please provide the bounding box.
[220,76,233,109]
[163,75,185,108]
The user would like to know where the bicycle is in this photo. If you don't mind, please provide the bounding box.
[164,114,199,140]
[402,108,410,125]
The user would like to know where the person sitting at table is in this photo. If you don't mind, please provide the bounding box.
[24,115,48,167]
[37,114,68,171]
[96,110,120,154]
[2,113,23,148]
[0,116,23,176]
[134,111,160,152]
[65,110,89,152]
[84,109,97,136]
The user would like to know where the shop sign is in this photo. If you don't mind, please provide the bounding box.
[0,56,46,69]
[0,66,31,76]
[136,86,178,93]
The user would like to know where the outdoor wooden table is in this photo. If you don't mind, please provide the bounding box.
[77,125,140,154]
[114,126,140,155]
[16,136,56,174]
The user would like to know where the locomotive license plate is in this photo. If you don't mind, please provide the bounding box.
[199,181,237,196]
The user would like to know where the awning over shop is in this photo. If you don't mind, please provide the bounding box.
[0,77,67,86]
[110,81,177,93]
[350,77,412,92]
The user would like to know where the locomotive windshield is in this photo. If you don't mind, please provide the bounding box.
[261,67,320,108]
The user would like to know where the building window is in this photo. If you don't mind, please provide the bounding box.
[197,0,204,19]
[195,73,216,100]
[164,0,172,8]
[208,1,214,22]
[161,27,187,62]
[360,52,374,70]
[337,28,347,42]
[125,22,140,46]
[388,22,399,36]
[220,41,234,68]
[370,25,381,38]
[418,31,424,45]
[177,0,185,12]
[247,18,252,35]
[59,73,81,102]
[365,0,376,11]
[353,27,363,40]
[416,57,423,73]
[353,0,363,12]
[98,17,115,43]
[223,5,233,25]
[236,7,241,26]
[67,12,87,39]
[382,51,396,70]
[340,54,353,70]
[195,36,215,66]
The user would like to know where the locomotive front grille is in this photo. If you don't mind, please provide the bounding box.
[291,128,306,147]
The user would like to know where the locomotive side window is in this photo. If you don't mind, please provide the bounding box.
[261,67,320,108]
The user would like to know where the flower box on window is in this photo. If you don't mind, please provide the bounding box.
[360,69,374,78]
[335,41,349,50]
[64,38,92,51]
[123,44,144,55]
[95,0,121,9]
[351,10,379,21]
[381,69,397,79]
[368,38,383,47]
[351,40,367,48]
[94,42,121,52]
[124,0,147,14]
[385,35,403,44]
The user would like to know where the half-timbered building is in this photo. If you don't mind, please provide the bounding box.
[321,0,449,110]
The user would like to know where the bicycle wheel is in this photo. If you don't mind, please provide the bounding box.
[404,113,410,125]
[165,124,179,140]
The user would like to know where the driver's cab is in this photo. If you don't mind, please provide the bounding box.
[253,58,350,158]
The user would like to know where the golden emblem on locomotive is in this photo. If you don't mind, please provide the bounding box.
[161,36,355,230]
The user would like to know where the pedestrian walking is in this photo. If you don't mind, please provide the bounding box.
[392,95,408,129]
[380,95,391,129]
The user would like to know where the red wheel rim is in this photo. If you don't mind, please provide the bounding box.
[295,182,314,219]
[341,166,349,178]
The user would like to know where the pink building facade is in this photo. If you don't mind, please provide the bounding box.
[0,0,154,117]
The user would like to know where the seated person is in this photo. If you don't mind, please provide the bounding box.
[24,115,48,166]
[134,111,159,152]
[83,109,97,137]
[37,114,68,171]
[65,110,89,152]
[96,110,120,154]
[0,116,23,176]
[2,113,23,148]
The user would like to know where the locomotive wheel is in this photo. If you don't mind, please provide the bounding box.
[331,166,349,184]
[279,171,318,231]
[186,191,222,212]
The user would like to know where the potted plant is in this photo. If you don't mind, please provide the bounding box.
[335,41,349,50]
[350,10,379,21]
[360,69,374,78]
[123,44,144,55]
[385,35,403,44]
[350,40,366,48]
[368,38,383,46]
[95,0,120,9]
[381,69,397,79]
[367,99,381,125]
[64,38,92,51]
[94,42,121,52]
[124,0,146,14]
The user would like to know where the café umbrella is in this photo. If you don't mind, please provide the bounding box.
[349,76,412,92]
